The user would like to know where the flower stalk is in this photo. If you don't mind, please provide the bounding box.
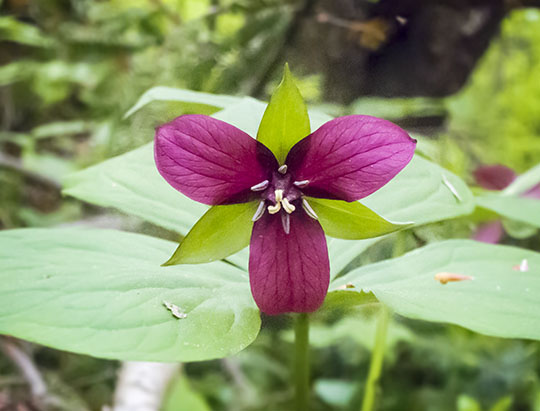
[361,305,390,411]
[361,232,406,411]
[294,312,310,411]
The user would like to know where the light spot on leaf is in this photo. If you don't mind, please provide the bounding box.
[163,301,187,319]
[513,259,529,272]
[434,272,473,285]
[442,175,463,202]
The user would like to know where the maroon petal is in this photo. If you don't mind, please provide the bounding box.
[473,221,504,244]
[473,164,516,191]
[285,115,416,202]
[155,114,277,205]
[248,210,329,315]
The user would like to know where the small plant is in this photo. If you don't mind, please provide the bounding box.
[1,66,540,410]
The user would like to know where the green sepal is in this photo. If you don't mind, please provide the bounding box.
[307,198,412,240]
[256,63,310,164]
[164,202,258,265]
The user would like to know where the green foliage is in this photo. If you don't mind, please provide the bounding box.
[503,163,540,196]
[349,97,445,121]
[448,9,540,172]
[63,142,209,235]
[125,86,243,118]
[327,155,474,276]
[65,96,474,273]
[3,3,540,409]
[165,202,257,265]
[308,198,410,240]
[257,64,311,164]
[0,228,260,362]
[335,240,540,340]
[0,16,54,47]
[476,195,540,228]
[163,375,211,411]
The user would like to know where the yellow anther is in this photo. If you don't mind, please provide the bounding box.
[268,203,281,214]
[282,198,296,214]
[274,189,284,203]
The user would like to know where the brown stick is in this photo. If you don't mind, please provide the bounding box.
[0,337,48,402]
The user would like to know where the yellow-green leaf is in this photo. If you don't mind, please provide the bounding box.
[256,64,310,164]
[308,198,411,240]
[164,202,258,265]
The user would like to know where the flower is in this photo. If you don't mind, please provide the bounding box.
[473,164,540,243]
[154,70,416,315]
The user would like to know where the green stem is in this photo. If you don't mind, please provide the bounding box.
[361,232,405,411]
[361,305,390,411]
[294,313,310,411]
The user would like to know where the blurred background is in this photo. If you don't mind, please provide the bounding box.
[1,0,540,410]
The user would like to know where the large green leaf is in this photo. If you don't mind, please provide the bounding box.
[63,142,208,235]
[308,198,410,240]
[124,86,243,118]
[328,155,475,275]
[256,64,310,164]
[165,202,258,265]
[476,194,540,228]
[333,240,540,340]
[0,228,260,361]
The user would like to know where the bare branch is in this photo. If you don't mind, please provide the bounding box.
[0,337,48,402]
[109,362,180,411]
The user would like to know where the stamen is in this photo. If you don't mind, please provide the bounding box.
[274,189,284,203]
[282,198,296,214]
[278,164,288,174]
[302,198,318,220]
[281,213,290,234]
[252,201,266,221]
[250,180,269,192]
[268,203,281,214]
[294,180,310,188]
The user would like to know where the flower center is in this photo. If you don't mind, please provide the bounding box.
[250,165,318,233]
[267,189,296,214]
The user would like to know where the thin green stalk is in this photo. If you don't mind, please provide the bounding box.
[294,312,310,411]
[361,305,390,411]
[361,232,405,411]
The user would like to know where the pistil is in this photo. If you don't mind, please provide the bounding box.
[268,189,284,214]
[268,189,297,215]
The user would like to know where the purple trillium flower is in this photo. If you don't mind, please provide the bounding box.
[154,114,416,315]
[473,164,540,244]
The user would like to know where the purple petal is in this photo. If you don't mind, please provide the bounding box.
[523,183,540,199]
[248,210,329,315]
[155,115,277,205]
[285,115,416,202]
[473,164,516,191]
[473,221,504,244]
